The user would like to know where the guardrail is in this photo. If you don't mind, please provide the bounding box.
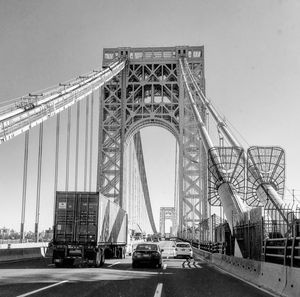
[177,238,225,254]
[198,241,225,254]
[262,236,300,267]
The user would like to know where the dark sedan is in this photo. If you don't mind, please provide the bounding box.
[132,243,163,268]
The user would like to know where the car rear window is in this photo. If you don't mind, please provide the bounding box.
[176,243,190,248]
[136,244,158,251]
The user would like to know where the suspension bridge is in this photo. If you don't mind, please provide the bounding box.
[0,46,299,297]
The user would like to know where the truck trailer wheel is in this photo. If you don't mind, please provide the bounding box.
[100,252,105,266]
[117,247,124,259]
[95,250,105,268]
[54,262,63,268]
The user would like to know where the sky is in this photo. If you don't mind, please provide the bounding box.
[0,0,300,232]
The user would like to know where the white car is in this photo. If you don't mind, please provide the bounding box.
[160,243,177,258]
[175,242,193,258]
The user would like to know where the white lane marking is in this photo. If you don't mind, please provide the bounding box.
[107,261,120,267]
[163,263,167,270]
[154,283,163,297]
[194,262,202,268]
[16,280,68,297]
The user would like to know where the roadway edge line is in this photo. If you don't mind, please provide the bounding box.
[154,283,163,297]
[16,280,69,297]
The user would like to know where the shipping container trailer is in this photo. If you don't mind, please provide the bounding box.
[52,191,128,267]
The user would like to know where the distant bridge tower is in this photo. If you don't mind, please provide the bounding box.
[97,46,207,234]
[159,207,176,236]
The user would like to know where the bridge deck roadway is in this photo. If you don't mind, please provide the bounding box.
[0,241,274,297]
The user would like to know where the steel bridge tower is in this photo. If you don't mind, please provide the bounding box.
[159,207,176,236]
[97,46,207,234]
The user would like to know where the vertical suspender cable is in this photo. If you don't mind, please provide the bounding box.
[174,139,178,233]
[53,113,60,222]
[84,96,89,191]
[35,122,43,242]
[20,130,29,242]
[65,108,71,191]
[75,101,80,191]
[134,147,137,226]
[89,91,94,191]
[128,141,132,230]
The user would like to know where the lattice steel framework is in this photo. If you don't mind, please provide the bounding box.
[208,147,245,206]
[97,46,206,233]
[246,146,285,207]
[159,207,176,235]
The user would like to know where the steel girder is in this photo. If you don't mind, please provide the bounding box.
[98,46,206,234]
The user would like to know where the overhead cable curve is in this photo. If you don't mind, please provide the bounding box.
[133,132,158,234]
[0,58,127,143]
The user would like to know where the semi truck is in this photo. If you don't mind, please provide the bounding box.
[52,191,128,267]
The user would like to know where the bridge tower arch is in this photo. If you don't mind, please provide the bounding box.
[97,46,207,234]
[159,207,176,236]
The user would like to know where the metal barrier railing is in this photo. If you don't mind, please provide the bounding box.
[198,241,225,254]
[262,236,300,267]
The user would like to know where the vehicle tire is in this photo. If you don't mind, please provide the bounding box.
[54,262,62,268]
[100,252,105,266]
[132,262,138,268]
[95,251,102,268]
[157,263,162,268]
[67,259,75,267]
[117,247,123,259]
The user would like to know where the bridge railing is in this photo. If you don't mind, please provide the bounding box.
[198,241,225,254]
[262,236,300,267]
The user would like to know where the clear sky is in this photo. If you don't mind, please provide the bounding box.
[0,0,300,232]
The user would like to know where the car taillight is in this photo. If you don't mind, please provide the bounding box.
[153,252,160,256]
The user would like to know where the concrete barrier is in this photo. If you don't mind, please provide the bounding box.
[192,248,212,261]
[0,247,43,263]
[197,248,300,297]
[282,266,300,297]
[0,242,49,249]
[257,262,286,296]
[218,255,261,285]
[211,253,223,266]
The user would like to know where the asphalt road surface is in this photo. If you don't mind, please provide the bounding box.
[0,241,274,297]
